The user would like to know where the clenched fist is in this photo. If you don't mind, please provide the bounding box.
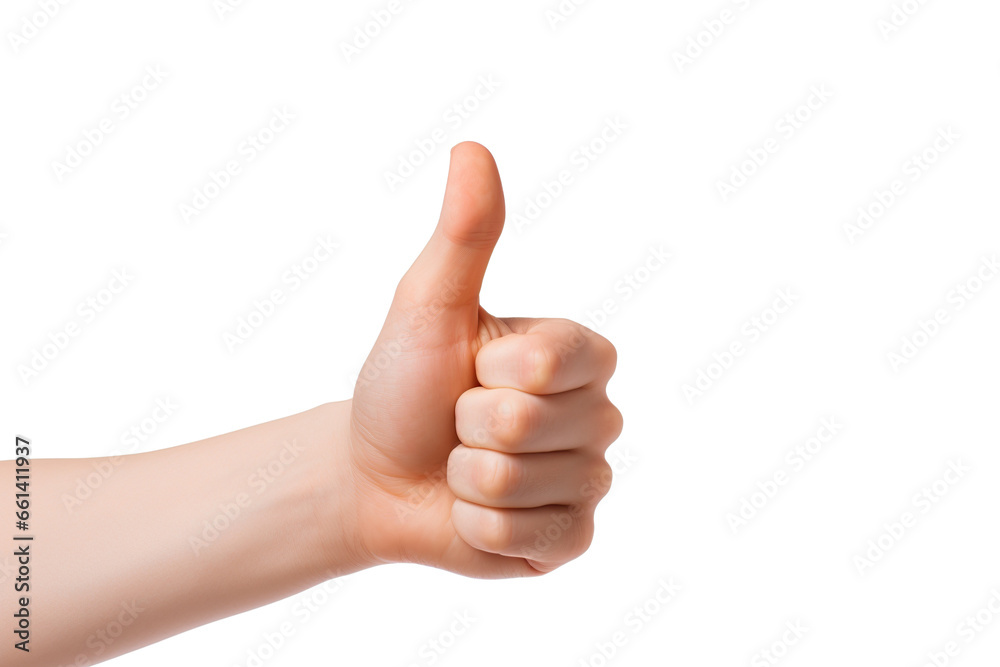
[346,142,623,577]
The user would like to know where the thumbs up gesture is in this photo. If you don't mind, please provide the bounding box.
[347,143,623,578]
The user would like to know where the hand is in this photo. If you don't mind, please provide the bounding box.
[346,142,623,578]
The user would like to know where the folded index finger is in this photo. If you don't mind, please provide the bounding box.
[475,318,617,395]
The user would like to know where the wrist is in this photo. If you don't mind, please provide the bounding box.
[302,401,380,579]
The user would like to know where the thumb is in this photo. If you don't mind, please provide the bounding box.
[395,142,505,308]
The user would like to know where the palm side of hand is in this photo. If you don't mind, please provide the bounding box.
[350,308,531,578]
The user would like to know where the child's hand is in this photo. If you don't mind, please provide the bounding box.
[347,143,623,577]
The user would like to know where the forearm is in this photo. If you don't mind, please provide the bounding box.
[2,401,367,666]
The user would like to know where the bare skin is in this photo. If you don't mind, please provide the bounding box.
[1,143,622,665]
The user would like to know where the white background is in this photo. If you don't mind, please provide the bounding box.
[3,0,1000,665]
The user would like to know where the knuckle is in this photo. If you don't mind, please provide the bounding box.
[392,276,432,312]
[523,339,560,391]
[479,508,515,552]
[546,511,593,561]
[585,459,614,500]
[596,334,618,377]
[477,453,522,503]
[556,318,588,348]
[494,394,536,450]
[523,509,594,566]
[393,272,463,316]
[572,518,596,557]
[601,402,624,443]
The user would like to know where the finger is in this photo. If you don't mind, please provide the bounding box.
[438,537,544,579]
[393,142,505,310]
[451,499,594,567]
[447,445,613,509]
[455,386,623,454]
[475,318,617,394]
